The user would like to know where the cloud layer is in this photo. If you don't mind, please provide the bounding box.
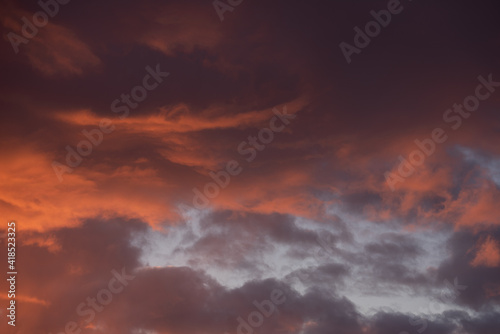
[1,0,500,333]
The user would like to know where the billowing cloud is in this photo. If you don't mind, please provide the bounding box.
[1,0,500,333]
[471,236,500,268]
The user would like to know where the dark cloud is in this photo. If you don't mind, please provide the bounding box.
[436,228,500,310]
[1,0,500,333]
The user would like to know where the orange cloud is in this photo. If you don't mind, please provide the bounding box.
[139,4,223,56]
[1,5,101,76]
[53,100,303,135]
[471,236,500,268]
[25,23,101,76]
[0,141,180,232]
[0,294,49,306]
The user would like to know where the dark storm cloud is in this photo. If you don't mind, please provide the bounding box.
[436,228,500,310]
[2,215,500,334]
[164,211,346,278]
[369,309,500,334]
[112,270,363,334]
[368,311,457,334]
[459,310,500,334]
[0,218,356,334]
[0,217,147,333]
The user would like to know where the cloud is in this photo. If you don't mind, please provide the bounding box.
[0,141,181,231]
[1,0,500,333]
[436,229,500,310]
[471,236,500,268]
[1,215,499,334]
[1,4,101,76]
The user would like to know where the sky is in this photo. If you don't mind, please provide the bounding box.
[0,0,500,333]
